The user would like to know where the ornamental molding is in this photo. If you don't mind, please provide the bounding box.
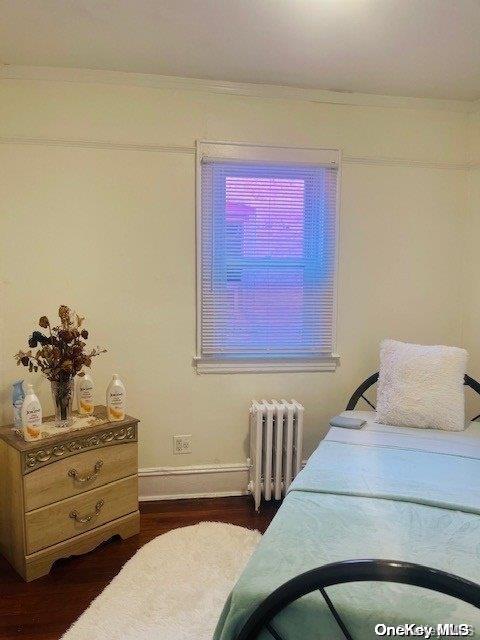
[23,424,137,473]
[0,136,471,171]
[1,64,474,113]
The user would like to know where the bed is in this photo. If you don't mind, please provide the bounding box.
[214,375,480,640]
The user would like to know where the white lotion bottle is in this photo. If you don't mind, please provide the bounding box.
[21,383,42,441]
[106,374,126,422]
[78,373,95,416]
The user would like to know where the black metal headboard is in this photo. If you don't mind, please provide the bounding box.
[346,372,480,421]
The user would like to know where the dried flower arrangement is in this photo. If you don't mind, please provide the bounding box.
[15,305,106,425]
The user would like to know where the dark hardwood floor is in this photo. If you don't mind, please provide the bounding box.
[0,496,279,640]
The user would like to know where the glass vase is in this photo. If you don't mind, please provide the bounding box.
[51,377,74,427]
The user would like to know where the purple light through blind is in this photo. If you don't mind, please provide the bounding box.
[221,175,307,350]
[226,176,305,258]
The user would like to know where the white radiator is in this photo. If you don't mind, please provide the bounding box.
[248,399,304,511]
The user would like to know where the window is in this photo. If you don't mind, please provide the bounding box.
[195,142,340,373]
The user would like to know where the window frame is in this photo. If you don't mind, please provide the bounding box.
[194,141,341,374]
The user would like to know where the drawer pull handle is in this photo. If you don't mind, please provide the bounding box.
[69,499,105,524]
[68,460,103,483]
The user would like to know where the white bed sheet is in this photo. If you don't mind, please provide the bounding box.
[325,410,480,459]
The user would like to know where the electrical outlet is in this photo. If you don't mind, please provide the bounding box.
[173,435,192,455]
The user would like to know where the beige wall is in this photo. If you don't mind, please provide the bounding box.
[464,111,480,379]
[0,77,470,470]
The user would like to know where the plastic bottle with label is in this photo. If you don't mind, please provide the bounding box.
[106,374,126,422]
[21,383,42,441]
[78,373,95,415]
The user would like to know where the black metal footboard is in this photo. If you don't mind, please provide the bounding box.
[235,559,480,640]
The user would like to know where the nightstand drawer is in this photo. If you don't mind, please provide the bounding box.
[25,475,138,554]
[24,442,137,511]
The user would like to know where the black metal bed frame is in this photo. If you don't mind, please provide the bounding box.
[346,372,480,421]
[235,559,480,640]
[234,373,480,640]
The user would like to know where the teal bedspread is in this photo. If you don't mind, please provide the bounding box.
[214,426,480,640]
[290,440,480,515]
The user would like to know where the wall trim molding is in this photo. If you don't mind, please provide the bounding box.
[141,490,248,501]
[0,135,195,156]
[139,462,250,501]
[0,135,472,171]
[1,64,475,114]
[138,460,309,501]
[344,155,470,171]
[140,462,249,476]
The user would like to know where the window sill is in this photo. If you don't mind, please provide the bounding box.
[194,356,339,374]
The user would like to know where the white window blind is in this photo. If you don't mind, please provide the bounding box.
[196,142,340,373]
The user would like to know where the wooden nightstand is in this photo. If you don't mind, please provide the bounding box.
[0,406,140,581]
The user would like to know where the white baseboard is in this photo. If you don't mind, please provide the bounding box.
[138,463,250,501]
[138,459,309,502]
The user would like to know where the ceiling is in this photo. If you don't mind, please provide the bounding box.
[1,0,480,101]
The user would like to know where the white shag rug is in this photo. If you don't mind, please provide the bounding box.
[62,522,261,640]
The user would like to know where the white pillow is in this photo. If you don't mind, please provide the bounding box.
[376,339,468,431]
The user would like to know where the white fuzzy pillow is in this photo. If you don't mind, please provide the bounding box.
[376,339,468,431]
